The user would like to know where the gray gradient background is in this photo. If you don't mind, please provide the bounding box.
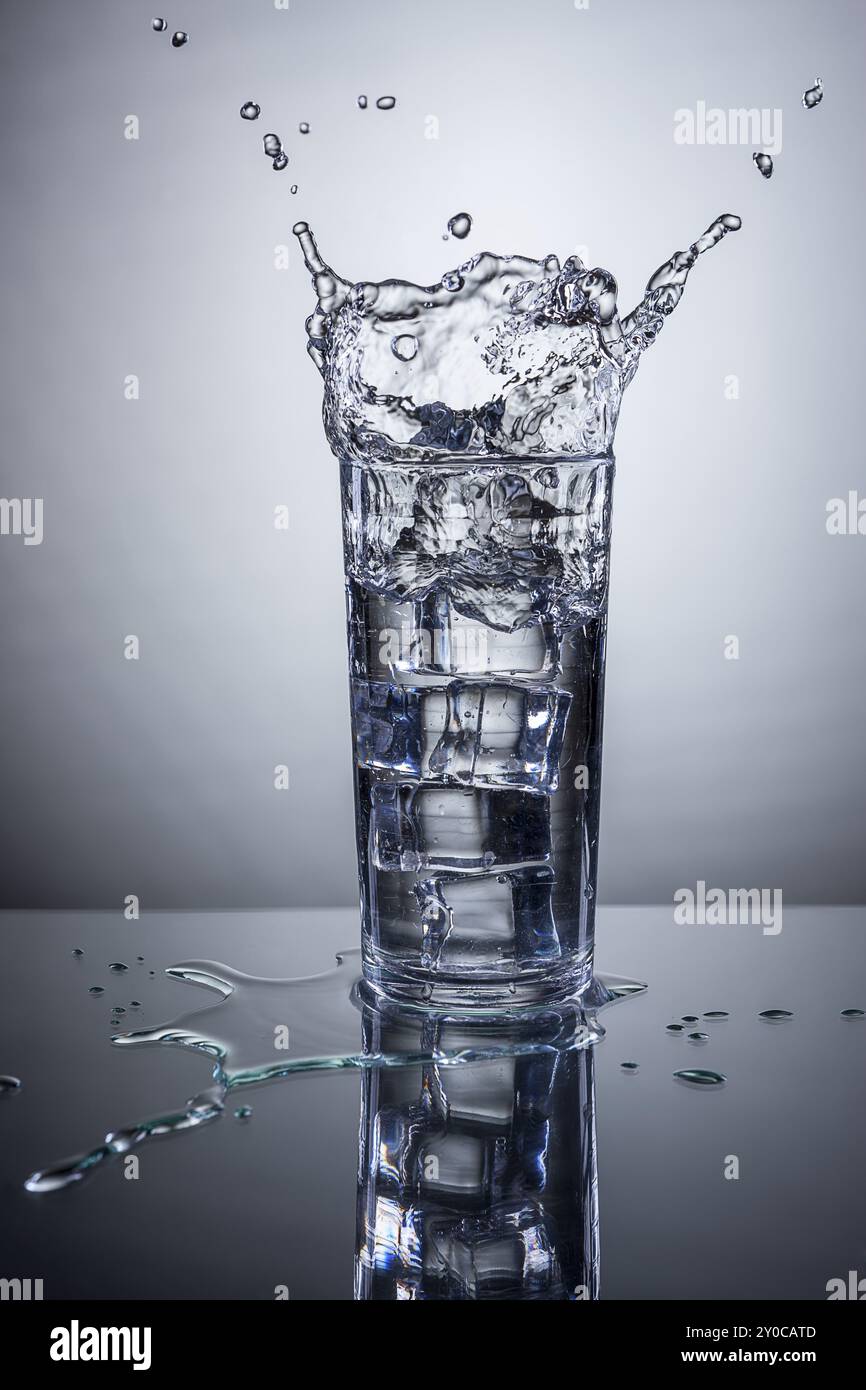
[1,0,864,908]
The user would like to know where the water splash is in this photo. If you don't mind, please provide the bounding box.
[447,212,472,240]
[292,212,740,462]
[802,78,823,110]
[23,951,644,1193]
[753,153,774,179]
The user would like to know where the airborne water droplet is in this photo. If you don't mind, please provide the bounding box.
[171,31,188,48]
[263,133,282,158]
[152,17,167,32]
[391,334,418,362]
[299,121,310,135]
[674,1069,726,1087]
[0,1075,22,1093]
[273,153,288,171]
[240,102,261,121]
[290,184,298,194]
[447,212,472,241]
[376,96,396,110]
[802,78,823,110]
[357,95,368,109]
[753,152,774,179]
[840,1008,864,1019]
[759,1008,793,1021]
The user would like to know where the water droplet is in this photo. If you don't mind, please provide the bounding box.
[130,1001,141,1009]
[674,1069,726,1087]
[148,971,156,977]
[753,152,773,179]
[152,18,167,32]
[759,1008,793,1021]
[112,1007,126,1016]
[687,1031,709,1042]
[391,334,418,361]
[234,1105,253,1121]
[290,184,298,194]
[272,153,288,171]
[88,986,104,996]
[171,31,188,48]
[841,1008,864,1019]
[136,956,145,963]
[72,948,84,957]
[442,271,464,293]
[357,95,368,109]
[376,96,396,111]
[666,1023,685,1033]
[108,963,128,974]
[681,1015,699,1023]
[263,133,282,158]
[447,212,472,241]
[299,121,310,134]
[240,102,261,122]
[703,1010,729,1019]
[802,78,823,110]
[0,1075,21,1093]
[620,1061,639,1072]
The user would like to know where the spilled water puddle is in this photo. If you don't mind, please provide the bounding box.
[25,951,644,1192]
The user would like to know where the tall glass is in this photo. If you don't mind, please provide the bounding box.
[342,452,613,1006]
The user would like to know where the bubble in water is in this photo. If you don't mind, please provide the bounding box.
[299,121,310,135]
[674,1069,726,1087]
[152,17,167,32]
[687,1031,709,1042]
[759,1008,793,1021]
[620,1061,639,1072]
[391,334,418,362]
[447,212,472,241]
[108,963,128,974]
[840,1008,864,1019]
[753,152,774,179]
[234,1105,253,1121]
[240,102,261,121]
[263,133,282,158]
[376,96,396,110]
[273,153,288,172]
[703,1010,729,1019]
[0,1075,21,1093]
[666,1023,685,1034]
[802,78,823,110]
[171,31,188,48]
[357,95,368,109]
[88,987,104,996]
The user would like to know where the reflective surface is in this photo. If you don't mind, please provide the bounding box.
[1,907,864,1300]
